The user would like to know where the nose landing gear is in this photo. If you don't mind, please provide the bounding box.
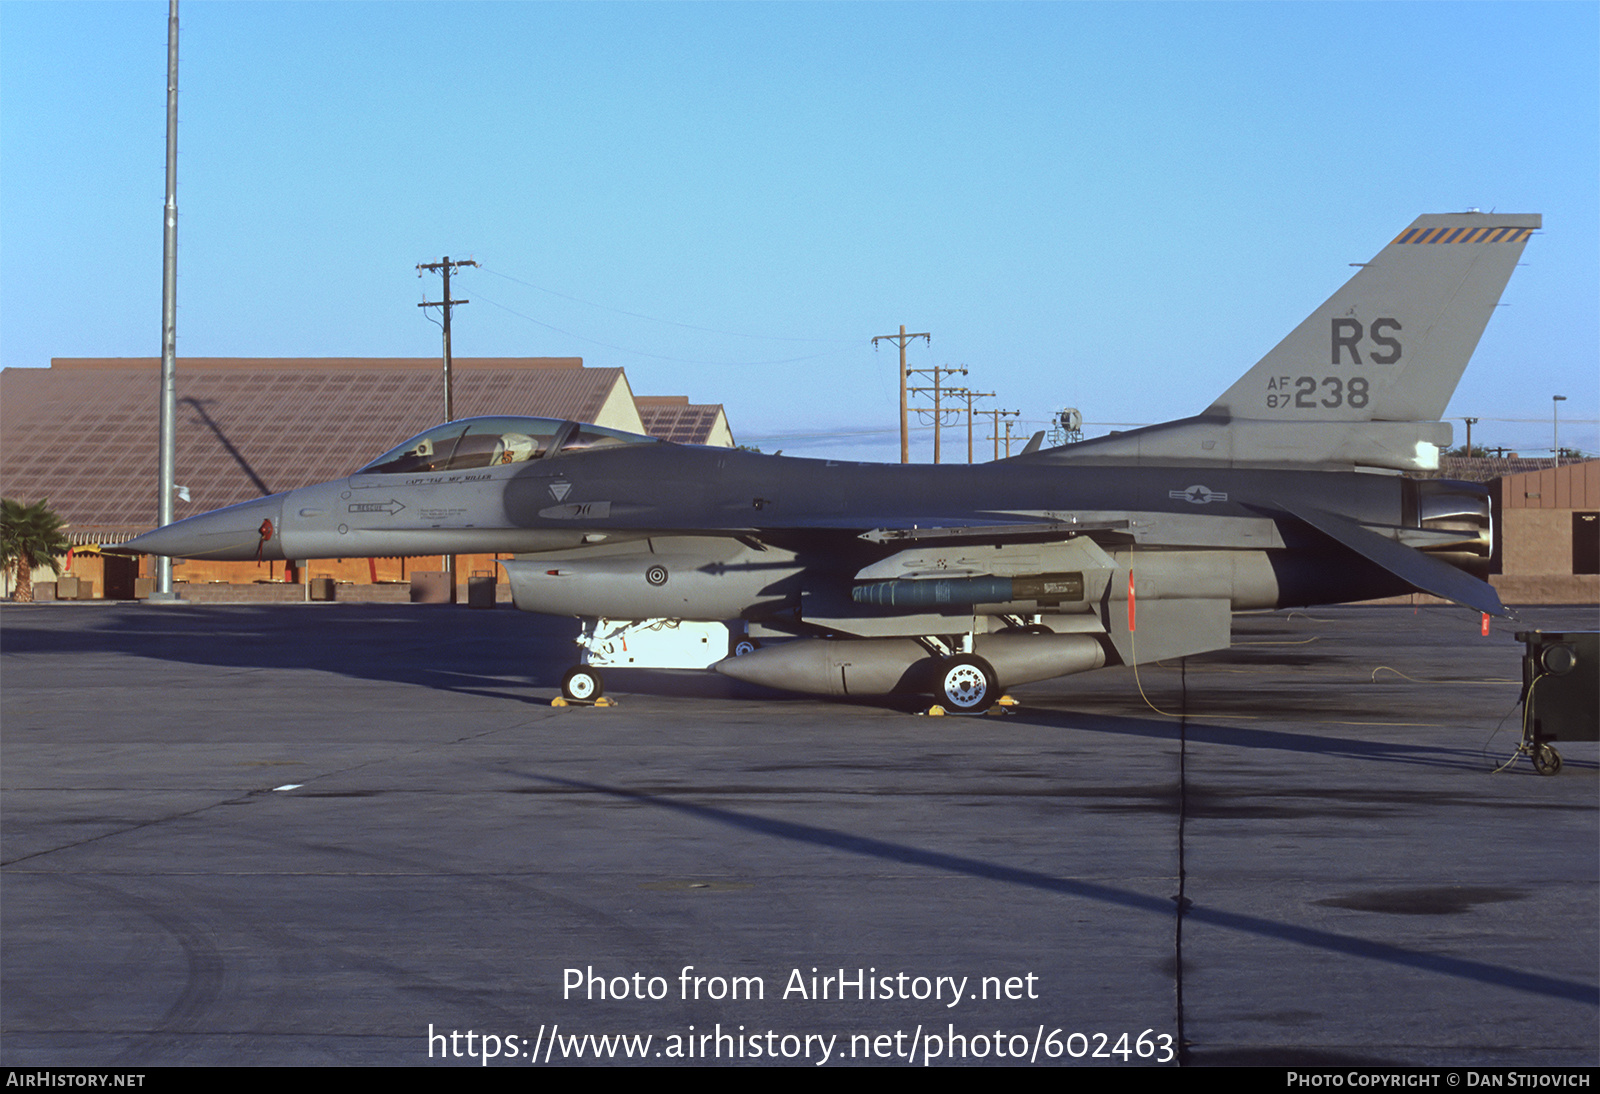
[560,666,604,703]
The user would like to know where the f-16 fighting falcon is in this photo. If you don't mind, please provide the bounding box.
[119,212,1539,710]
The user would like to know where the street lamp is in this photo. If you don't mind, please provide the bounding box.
[1552,395,1566,468]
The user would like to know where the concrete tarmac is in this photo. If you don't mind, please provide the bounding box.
[1,602,1595,1066]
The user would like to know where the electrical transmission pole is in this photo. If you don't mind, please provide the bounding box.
[417,256,478,599]
[1001,417,1023,458]
[417,257,478,423]
[947,388,995,464]
[979,407,1019,461]
[872,325,930,464]
[907,364,968,464]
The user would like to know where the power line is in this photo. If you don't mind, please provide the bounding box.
[473,293,856,369]
[479,266,856,345]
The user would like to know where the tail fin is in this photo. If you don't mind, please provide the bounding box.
[1208,212,1539,423]
[1042,213,1539,471]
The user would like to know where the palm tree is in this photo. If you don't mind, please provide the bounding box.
[1,498,71,603]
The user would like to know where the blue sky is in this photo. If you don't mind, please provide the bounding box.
[2,1,1595,462]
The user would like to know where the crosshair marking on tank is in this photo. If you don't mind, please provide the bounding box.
[646,565,669,586]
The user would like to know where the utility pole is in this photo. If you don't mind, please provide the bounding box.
[872,325,930,464]
[152,0,181,602]
[418,256,478,597]
[947,388,995,464]
[908,365,967,464]
[1002,418,1022,458]
[1462,416,1478,457]
[1552,395,1566,468]
[418,257,478,423]
[979,407,1019,461]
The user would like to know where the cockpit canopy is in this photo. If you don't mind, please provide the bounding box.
[355,416,658,476]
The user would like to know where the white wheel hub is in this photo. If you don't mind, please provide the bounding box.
[943,664,988,708]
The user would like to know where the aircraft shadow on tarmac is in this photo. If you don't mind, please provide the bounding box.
[0,603,793,706]
[518,770,1599,1009]
[1001,706,1533,774]
[4,604,1584,776]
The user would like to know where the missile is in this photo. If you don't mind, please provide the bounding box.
[851,572,1085,609]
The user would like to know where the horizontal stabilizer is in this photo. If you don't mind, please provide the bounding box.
[1272,498,1506,616]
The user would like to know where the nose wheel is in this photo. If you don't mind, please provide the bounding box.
[560,666,605,703]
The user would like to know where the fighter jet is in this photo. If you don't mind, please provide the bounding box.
[120,212,1538,710]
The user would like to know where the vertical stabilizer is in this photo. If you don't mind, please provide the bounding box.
[1207,213,1538,423]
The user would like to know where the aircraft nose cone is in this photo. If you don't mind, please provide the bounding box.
[117,494,287,561]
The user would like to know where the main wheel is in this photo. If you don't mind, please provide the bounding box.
[730,636,761,657]
[561,666,604,702]
[937,655,998,713]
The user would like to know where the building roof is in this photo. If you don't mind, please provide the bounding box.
[634,395,735,447]
[0,357,671,539]
[1431,455,1567,482]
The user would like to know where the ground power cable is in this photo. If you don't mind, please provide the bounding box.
[1489,672,1549,774]
[1126,565,1184,719]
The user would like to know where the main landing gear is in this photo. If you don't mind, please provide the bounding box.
[936,654,999,713]
[915,631,1012,715]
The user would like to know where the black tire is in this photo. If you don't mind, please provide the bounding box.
[561,666,604,702]
[730,636,761,657]
[937,654,998,712]
[1533,744,1563,776]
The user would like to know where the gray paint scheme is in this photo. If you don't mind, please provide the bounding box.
[119,213,1537,701]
